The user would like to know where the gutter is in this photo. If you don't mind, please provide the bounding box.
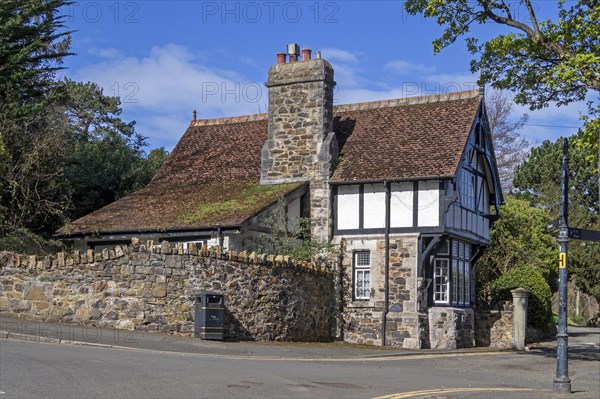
[57,226,242,242]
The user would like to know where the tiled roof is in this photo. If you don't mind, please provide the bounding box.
[332,90,481,182]
[61,118,303,236]
[61,90,480,236]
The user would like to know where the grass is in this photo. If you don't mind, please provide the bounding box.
[183,182,300,225]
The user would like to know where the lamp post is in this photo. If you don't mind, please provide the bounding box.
[553,138,571,393]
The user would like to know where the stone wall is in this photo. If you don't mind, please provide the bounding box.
[261,58,335,185]
[474,302,554,349]
[261,57,338,243]
[0,242,334,342]
[428,307,475,349]
[338,234,426,348]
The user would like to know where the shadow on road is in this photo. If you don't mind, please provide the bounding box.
[525,327,600,362]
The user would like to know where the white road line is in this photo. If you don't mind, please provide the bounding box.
[0,390,6,394]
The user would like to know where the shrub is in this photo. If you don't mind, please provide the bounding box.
[491,266,552,330]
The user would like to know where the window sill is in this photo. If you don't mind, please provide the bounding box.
[348,300,376,309]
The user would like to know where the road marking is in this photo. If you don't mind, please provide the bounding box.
[373,387,544,399]
[0,390,5,394]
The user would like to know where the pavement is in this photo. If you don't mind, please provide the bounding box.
[0,315,513,360]
[1,314,598,361]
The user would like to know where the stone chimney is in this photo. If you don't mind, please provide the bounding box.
[261,44,338,243]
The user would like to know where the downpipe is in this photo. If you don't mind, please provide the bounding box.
[381,181,391,346]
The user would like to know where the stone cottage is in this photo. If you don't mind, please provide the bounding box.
[57,44,502,348]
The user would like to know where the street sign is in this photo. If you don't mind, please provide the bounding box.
[567,228,600,242]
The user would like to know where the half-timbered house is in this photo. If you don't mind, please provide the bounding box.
[58,44,502,348]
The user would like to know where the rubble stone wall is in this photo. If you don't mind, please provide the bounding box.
[0,241,334,342]
[428,307,475,349]
[474,302,514,349]
[338,234,426,348]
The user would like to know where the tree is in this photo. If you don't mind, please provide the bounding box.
[0,1,167,253]
[0,0,72,114]
[476,196,558,301]
[486,90,529,192]
[52,80,167,222]
[0,0,73,234]
[514,132,600,302]
[404,0,600,199]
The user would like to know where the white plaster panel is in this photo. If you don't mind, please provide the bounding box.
[390,182,413,228]
[418,180,440,227]
[337,185,360,230]
[363,184,386,229]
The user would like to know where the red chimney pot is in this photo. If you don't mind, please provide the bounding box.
[276,53,287,64]
[302,49,312,61]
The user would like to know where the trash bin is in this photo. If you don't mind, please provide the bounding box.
[194,292,224,340]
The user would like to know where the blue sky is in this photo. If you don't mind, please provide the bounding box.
[59,1,589,152]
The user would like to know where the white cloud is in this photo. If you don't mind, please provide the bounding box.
[88,47,122,59]
[384,60,435,75]
[70,44,268,149]
[320,48,359,64]
[426,73,479,91]
[73,44,588,151]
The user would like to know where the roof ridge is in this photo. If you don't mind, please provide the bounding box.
[191,113,268,127]
[333,89,480,112]
[189,89,480,126]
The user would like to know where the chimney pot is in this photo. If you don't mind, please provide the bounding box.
[289,54,298,63]
[302,48,312,61]
[315,50,321,59]
[193,109,197,122]
[286,43,300,56]
[277,53,287,64]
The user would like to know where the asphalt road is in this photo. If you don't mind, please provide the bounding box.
[0,328,598,399]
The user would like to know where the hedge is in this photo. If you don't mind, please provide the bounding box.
[491,266,553,330]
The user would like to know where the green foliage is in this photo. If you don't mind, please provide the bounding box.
[0,0,73,116]
[491,266,552,330]
[0,0,74,234]
[477,196,558,300]
[61,80,166,221]
[0,226,64,255]
[514,131,598,215]
[251,204,337,261]
[570,225,600,303]
[514,132,600,302]
[403,0,599,154]
[0,3,167,249]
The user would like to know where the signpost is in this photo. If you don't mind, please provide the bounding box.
[552,138,600,394]
[553,138,571,393]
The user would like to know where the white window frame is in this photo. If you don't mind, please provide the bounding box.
[353,251,371,300]
[433,258,450,304]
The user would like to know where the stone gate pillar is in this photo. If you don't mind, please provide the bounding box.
[510,288,530,350]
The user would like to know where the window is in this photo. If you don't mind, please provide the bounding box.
[354,251,371,300]
[434,259,449,303]
[450,239,472,306]
[432,238,473,306]
[461,170,476,210]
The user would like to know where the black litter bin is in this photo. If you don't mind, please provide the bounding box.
[194,292,224,340]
